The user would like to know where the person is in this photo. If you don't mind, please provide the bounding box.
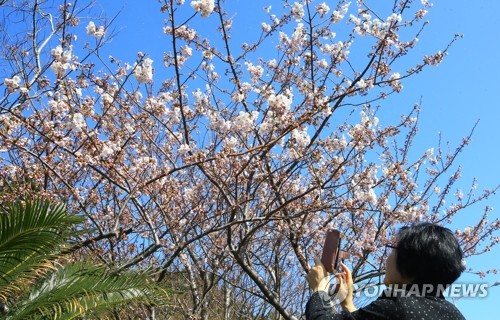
[305,223,466,319]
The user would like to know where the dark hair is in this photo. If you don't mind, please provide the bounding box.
[395,222,465,286]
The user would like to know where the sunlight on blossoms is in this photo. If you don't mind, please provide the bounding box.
[100,141,118,159]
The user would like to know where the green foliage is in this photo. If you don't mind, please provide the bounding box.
[0,200,169,319]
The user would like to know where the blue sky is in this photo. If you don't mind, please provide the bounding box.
[95,0,498,318]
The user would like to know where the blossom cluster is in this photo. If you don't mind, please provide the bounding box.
[69,113,86,133]
[245,62,264,85]
[50,45,76,77]
[315,3,330,18]
[389,72,403,92]
[331,2,350,23]
[291,127,310,147]
[190,0,214,17]
[291,2,305,22]
[234,111,259,132]
[86,21,105,38]
[4,76,22,93]
[133,58,154,83]
[163,25,197,41]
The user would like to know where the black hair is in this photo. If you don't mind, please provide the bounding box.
[395,222,465,286]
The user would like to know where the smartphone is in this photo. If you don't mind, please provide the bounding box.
[321,229,341,274]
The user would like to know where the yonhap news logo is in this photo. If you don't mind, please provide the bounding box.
[359,283,489,299]
[318,281,490,306]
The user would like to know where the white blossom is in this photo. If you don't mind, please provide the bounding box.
[4,76,21,93]
[291,127,310,147]
[190,0,214,17]
[86,21,96,35]
[178,144,191,154]
[268,92,293,112]
[181,45,193,57]
[315,3,330,18]
[69,113,86,132]
[50,62,69,75]
[51,46,63,59]
[231,92,245,103]
[389,72,403,92]
[86,21,105,38]
[425,148,434,158]
[331,2,350,23]
[224,136,239,149]
[318,58,328,69]
[203,49,214,60]
[234,111,259,132]
[100,144,114,158]
[245,62,264,84]
[133,58,154,83]
[19,87,28,95]
[261,22,271,32]
[291,2,305,22]
[387,13,402,24]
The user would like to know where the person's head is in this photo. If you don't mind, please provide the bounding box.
[384,222,465,287]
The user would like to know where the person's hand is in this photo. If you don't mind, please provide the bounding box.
[335,263,356,312]
[306,258,330,292]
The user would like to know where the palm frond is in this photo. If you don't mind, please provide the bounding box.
[7,263,169,320]
[0,200,83,300]
[0,200,171,319]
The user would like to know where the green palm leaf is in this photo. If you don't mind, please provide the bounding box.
[0,200,83,300]
[0,200,170,319]
[7,263,169,320]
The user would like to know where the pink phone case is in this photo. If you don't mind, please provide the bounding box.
[321,229,341,273]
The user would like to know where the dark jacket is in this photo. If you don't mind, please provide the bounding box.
[305,290,466,320]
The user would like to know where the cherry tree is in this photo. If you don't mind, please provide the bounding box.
[0,0,498,318]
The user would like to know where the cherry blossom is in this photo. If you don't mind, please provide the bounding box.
[4,76,21,93]
[133,58,154,83]
[0,1,497,318]
[190,0,214,17]
[315,3,330,18]
[291,2,305,21]
[68,113,86,133]
[86,21,105,37]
